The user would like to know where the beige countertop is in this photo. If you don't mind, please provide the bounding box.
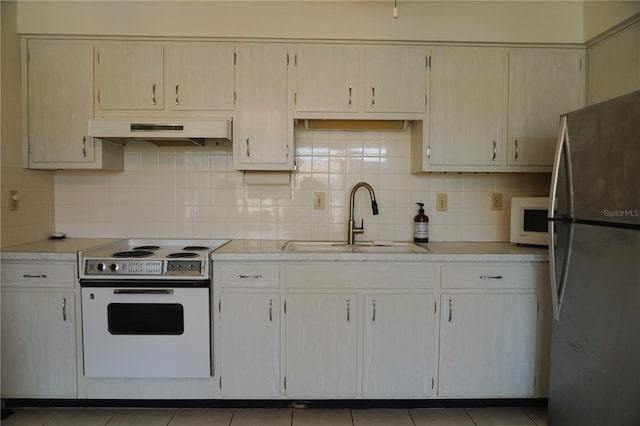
[210,240,549,262]
[1,238,122,261]
[0,238,548,262]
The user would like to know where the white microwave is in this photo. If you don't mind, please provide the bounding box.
[510,197,549,246]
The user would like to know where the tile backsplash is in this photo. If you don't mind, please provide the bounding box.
[54,126,550,242]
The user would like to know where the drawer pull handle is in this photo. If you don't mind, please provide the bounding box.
[448,299,453,322]
[479,275,503,279]
[346,299,351,322]
[23,274,47,278]
[238,275,263,279]
[492,140,497,161]
[62,297,67,321]
[268,299,273,322]
[113,289,174,295]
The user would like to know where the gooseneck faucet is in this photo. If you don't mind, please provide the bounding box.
[348,182,379,245]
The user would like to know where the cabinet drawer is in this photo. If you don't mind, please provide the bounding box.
[285,262,437,289]
[1,261,76,288]
[441,263,538,289]
[218,263,280,288]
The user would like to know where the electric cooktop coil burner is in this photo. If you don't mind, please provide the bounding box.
[133,245,160,251]
[167,252,199,258]
[182,246,210,251]
[112,250,154,258]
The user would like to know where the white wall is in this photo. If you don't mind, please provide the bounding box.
[584,1,640,41]
[1,1,55,247]
[17,1,584,44]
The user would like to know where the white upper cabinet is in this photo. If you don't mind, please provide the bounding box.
[295,44,359,113]
[363,46,427,113]
[587,22,640,106]
[413,45,583,172]
[96,42,164,111]
[294,44,427,118]
[25,40,123,170]
[96,41,235,113]
[429,46,508,168]
[233,44,293,170]
[507,48,584,167]
[164,43,235,111]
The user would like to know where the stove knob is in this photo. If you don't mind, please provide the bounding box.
[97,263,106,272]
[109,263,119,272]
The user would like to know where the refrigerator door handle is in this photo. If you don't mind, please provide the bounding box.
[548,115,574,321]
[549,220,574,320]
[549,115,568,219]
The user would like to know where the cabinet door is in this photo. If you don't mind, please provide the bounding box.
[220,292,280,398]
[295,44,359,113]
[1,290,77,397]
[587,23,640,105]
[27,40,95,164]
[363,294,436,398]
[430,47,507,166]
[233,44,292,170]
[165,43,235,111]
[96,42,163,110]
[438,293,538,397]
[508,48,584,166]
[285,293,357,397]
[363,46,427,113]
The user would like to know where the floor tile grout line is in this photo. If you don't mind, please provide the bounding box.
[407,408,417,426]
[464,409,480,426]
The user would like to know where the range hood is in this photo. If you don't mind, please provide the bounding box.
[88,118,232,146]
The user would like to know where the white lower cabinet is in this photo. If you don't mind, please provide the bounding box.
[1,289,77,397]
[362,293,436,398]
[284,292,358,398]
[220,292,280,397]
[438,293,538,397]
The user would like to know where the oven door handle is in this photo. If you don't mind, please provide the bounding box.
[113,289,174,295]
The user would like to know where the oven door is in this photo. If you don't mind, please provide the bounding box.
[81,281,211,378]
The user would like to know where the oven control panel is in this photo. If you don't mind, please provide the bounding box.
[85,260,164,275]
[166,260,203,275]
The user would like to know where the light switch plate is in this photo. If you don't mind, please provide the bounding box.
[314,192,326,210]
[436,193,447,211]
[491,193,503,211]
[9,190,18,211]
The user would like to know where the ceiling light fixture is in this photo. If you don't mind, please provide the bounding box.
[392,0,399,19]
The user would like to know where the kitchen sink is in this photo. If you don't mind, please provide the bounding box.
[281,241,430,254]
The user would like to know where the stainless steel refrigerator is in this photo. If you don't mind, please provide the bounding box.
[547,90,640,425]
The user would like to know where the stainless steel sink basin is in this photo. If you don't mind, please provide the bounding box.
[281,241,430,254]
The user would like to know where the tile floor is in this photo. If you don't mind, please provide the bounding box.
[1,406,547,426]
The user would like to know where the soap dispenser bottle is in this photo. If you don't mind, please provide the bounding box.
[414,202,429,243]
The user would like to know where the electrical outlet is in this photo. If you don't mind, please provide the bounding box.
[491,193,503,211]
[436,193,447,211]
[313,192,325,210]
[9,190,19,211]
